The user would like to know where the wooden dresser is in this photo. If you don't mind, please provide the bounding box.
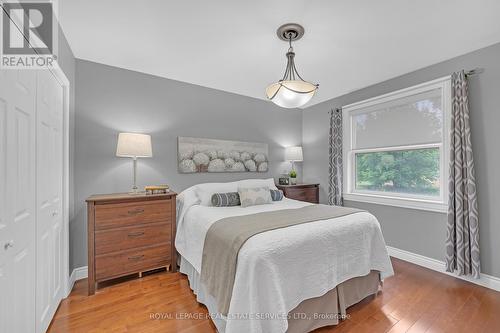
[276,183,319,204]
[86,192,177,295]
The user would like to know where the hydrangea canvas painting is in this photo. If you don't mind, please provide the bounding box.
[177,137,269,173]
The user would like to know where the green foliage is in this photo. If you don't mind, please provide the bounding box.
[356,148,439,195]
[289,170,297,178]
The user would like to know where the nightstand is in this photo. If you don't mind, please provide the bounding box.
[86,192,177,295]
[276,183,319,204]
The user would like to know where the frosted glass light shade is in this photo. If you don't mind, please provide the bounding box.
[266,80,317,108]
[285,146,303,161]
[116,133,153,158]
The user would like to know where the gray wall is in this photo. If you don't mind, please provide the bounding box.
[72,59,302,270]
[302,42,500,278]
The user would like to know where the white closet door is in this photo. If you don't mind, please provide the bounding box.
[0,69,37,333]
[36,69,64,333]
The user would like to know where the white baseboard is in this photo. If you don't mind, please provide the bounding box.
[67,266,88,296]
[387,246,500,292]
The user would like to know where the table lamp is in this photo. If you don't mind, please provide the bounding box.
[116,132,152,193]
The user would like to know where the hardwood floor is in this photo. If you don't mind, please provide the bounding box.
[48,258,500,333]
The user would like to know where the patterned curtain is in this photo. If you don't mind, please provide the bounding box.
[445,71,480,278]
[328,108,343,206]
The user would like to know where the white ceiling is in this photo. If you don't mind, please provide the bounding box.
[59,0,500,108]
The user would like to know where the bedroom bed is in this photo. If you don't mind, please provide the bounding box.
[175,178,394,333]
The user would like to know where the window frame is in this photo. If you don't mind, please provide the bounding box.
[342,77,451,213]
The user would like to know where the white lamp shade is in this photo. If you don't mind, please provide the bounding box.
[116,133,153,158]
[285,146,303,161]
[266,80,317,108]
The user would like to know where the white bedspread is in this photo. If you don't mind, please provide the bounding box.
[175,189,394,333]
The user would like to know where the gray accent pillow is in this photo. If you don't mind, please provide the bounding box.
[238,186,272,208]
[270,189,284,201]
[211,192,241,207]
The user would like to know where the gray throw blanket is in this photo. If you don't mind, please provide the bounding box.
[200,204,364,314]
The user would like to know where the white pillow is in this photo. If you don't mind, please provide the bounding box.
[238,186,272,208]
[237,178,278,190]
[195,181,239,206]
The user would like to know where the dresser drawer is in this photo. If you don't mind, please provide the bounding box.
[284,187,318,203]
[95,223,171,255]
[95,200,171,230]
[95,244,171,281]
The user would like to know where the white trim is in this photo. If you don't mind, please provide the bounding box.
[67,266,88,295]
[351,142,441,154]
[342,77,451,212]
[344,193,447,213]
[387,246,500,292]
[342,75,451,110]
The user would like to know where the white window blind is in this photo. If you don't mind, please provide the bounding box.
[343,77,451,212]
[352,89,443,150]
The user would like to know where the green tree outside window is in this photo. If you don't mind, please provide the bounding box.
[355,148,440,196]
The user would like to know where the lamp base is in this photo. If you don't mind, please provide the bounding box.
[130,158,139,195]
[128,185,142,195]
[128,191,144,195]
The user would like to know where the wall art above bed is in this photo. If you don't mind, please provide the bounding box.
[177,137,269,173]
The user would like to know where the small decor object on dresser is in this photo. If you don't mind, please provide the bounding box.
[177,136,268,173]
[278,177,289,185]
[86,191,177,295]
[285,146,303,185]
[276,183,319,204]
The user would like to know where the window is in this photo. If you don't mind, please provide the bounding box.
[343,77,451,212]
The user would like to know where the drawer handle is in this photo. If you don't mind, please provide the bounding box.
[127,231,145,238]
[128,255,144,261]
[127,208,144,215]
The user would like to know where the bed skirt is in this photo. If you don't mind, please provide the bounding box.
[179,256,381,333]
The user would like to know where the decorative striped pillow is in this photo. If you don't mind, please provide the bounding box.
[211,192,241,207]
[270,189,284,201]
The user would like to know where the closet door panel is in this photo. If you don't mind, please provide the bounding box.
[50,73,63,302]
[0,91,6,332]
[12,248,34,333]
[35,69,64,333]
[0,266,7,333]
[13,70,36,248]
[0,93,6,265]
[36,70,53,329]
[0,69,37,333]
[12,70,37,333]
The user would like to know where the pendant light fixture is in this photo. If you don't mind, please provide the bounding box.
[266,23,319,108]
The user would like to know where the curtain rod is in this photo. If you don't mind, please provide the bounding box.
[465,68,484,76]
[328,68,484,113]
